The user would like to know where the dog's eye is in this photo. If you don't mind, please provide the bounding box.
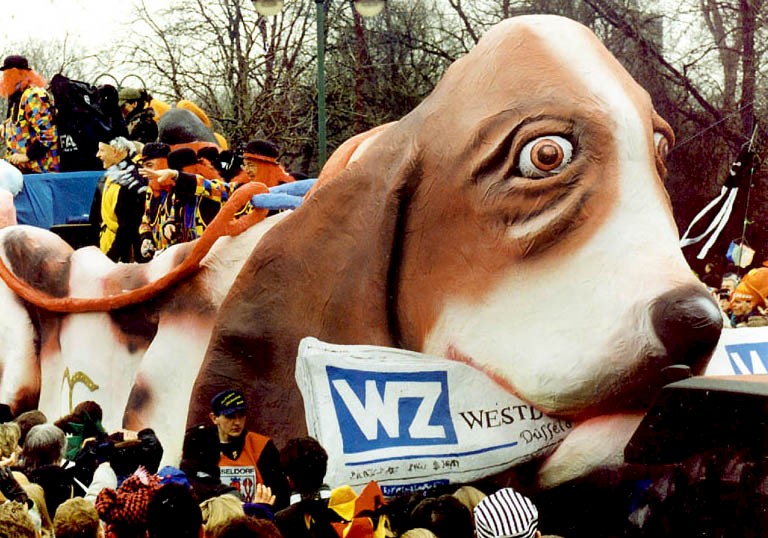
[654,131,669,162]
[518,136,573,178]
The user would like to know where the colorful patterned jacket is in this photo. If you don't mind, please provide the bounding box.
[3,86,59,173]
[173,172,250,243]
[140,188,174,252]
[139,172,257,252]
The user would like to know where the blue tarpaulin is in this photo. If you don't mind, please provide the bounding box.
[13,173,317,229]
[14,171,102,229]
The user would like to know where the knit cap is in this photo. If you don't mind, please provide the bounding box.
[95,470,161,537]
[473,488,538,538]
[732,267,768,308]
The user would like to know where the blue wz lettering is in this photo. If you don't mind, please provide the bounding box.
[326,366,458,453]
[724,342,768,374]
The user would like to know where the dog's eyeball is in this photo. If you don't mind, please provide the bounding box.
[518,136,573,178]
[654,131,669,162]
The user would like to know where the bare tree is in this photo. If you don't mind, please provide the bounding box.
[322,1,463,153]
[1,36,93,82]
[122,0,314,169]
[117,0,470,175]
[573,0,767,273]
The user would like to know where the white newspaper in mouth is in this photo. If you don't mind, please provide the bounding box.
[295,337,573,496]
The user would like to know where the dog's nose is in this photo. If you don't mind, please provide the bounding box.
[651,285,723,373]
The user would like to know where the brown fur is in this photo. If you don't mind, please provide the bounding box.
[4,228,71,299]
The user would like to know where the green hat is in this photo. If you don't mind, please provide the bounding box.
[118,87,143,105]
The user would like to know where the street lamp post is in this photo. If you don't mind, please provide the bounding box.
[252,0,385,170]
[316,0,328,168]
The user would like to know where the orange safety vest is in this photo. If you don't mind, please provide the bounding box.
[218,431,270,503]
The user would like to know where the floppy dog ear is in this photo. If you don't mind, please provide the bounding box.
[309,122,395,196]
[188,122,421,439]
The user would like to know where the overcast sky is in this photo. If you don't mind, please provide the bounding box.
[2,0,182,60]
[1,1,705,84]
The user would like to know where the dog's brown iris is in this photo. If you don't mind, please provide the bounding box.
[531,139,565,171]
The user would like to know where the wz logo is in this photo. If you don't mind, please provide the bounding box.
[724,342,768,374]
[326,366,458,454]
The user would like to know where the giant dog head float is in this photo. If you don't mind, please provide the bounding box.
[188,15,723,488]
[0,15,722,490]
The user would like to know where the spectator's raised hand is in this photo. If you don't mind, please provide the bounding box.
[253,483,276,505]
[140,167,178,192]
[134,465,149,486]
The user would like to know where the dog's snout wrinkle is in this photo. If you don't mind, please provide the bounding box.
[651,286,723,373]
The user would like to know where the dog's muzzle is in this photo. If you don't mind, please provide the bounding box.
[651,285,723,374]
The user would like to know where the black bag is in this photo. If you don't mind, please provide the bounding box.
[49,74,128,171]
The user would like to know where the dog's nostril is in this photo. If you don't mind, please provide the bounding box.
[651,286,723,373]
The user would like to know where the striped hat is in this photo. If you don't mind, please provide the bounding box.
[473,488,538,538]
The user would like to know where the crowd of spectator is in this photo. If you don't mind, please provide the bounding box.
[702,262,768,328]
[3,386,758,537]
[0,389,569,538]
